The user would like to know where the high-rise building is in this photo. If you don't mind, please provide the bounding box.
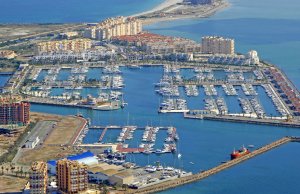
[0,96,30,125]
[30,161,48,194]
[84,16,142,40]
[202,36,234,55]
[56,159,88,194]
[36,39,92,54]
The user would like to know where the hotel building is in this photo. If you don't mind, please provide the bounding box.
[30,161,48,194]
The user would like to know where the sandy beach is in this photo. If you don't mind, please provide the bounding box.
[136,0,230,25]
[132,0,183,17]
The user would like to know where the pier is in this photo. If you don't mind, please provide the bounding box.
[98,127,108,142]
[126,137,293,194]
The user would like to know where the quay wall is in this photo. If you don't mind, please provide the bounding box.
[184,113,300,128]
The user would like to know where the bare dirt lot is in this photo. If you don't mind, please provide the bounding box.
[0,24,78,42]
[0,175,28,193]
[16,112,86,166]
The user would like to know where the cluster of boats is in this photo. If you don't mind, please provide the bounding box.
[68,74,86,83]
[159,98,188,113]
[249,98,265,118]
[203,85,217,96]
[242,84,258,96]
[44,67,60,83]
[71,66,88,74]
[185,85,199,96]
[253,69,264,80]
[144,165,176,173]
[196,72,214,81]
[130,167,190,189]
[164,65,180,73]
[156,85,179,97]
[101,75,125,90]
[32,68,42,81]
[262,84,288,116]
[98,90,123,101]
[103,65,121,74]
[238,98,254,115]
[216,97,228,114]
[117,126,136,142]
[74,126,89,145]
[99,152,127,165]
[142,126,159,143]
[222,84,237,96]
[227,72,245,82]
[204,98,219,114]
[194,67,212,73]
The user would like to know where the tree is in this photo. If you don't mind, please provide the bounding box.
[1,166,3,175]
[20,166,24,177]
[122,184,128,191]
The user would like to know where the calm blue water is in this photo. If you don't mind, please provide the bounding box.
[1,0,299,193]
[0,0,163,23]
[0,74,10,87]
[145,0,300,90]
[31,66,300,194]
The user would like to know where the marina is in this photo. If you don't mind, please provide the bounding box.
[20,63,300,125]
[79,125,180,155]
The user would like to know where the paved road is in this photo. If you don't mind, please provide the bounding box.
[12,120,56,164]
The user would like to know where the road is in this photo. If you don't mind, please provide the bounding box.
[12,120,56,164]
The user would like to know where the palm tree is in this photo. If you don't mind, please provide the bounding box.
[1,166,4,175]
[5,167,9,174]
[20,167,24,177]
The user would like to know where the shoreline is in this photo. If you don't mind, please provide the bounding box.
[131,0,183,17]
[132,0,230,25]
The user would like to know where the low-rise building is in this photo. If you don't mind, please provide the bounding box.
[109,171,134,186]
[36,39,92,54]
[25,136,40,149]
[58,31,79,39]
[112,32,201,54]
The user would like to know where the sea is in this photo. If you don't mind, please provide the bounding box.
[0,0,300,193]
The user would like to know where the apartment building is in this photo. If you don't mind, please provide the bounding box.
[56,159,88,194]
[202,36,234,55]
[30,161,48,194]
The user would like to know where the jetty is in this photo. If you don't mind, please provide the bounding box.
[98,127,108,142]
[126,137,293,194]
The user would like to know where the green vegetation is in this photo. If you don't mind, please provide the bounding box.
[0,122,36,164]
